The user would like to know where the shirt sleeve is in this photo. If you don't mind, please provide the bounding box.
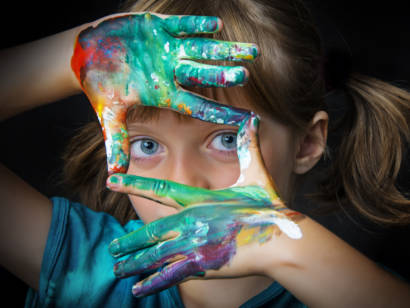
[26,197,144,308]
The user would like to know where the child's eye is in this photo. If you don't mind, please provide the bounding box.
[130,138,162,159]
[209,132,237,152]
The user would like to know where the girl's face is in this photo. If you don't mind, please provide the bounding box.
[126,89,299,223]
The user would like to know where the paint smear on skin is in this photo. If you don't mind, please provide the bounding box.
[175,61,246,88]
[71,13,257,174]
[113,202,301,298]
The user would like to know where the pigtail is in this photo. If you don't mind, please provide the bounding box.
[322,73,410,225]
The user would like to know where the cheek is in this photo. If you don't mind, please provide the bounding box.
[259,123,296,198]
[126,162,178,224]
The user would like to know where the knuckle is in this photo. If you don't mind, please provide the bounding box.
[145,222,159,242]
[152,179,169,197]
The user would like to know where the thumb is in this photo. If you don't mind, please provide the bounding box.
[233,113,283,206]
[92,97,130,175]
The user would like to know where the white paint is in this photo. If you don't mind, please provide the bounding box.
[150,72,159,82]
[164,41,170,53]
[271,217,302,239]
[102,106,116,122]
[178,45,187,58]
[242,214,303,240]
[233,174,245,186]
[238,147,251,170]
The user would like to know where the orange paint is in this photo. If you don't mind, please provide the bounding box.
[177,103,192,115]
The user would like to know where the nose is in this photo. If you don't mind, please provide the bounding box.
[166,151,211,190]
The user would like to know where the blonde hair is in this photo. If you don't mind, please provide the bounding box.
[63,0,410,225]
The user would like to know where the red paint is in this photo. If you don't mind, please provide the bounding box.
[187,76,203,85]
[71,37,89,84]
[109,165,127,175]
[216,71,226,86]
[71,35,126,86]
[285,211,301,218]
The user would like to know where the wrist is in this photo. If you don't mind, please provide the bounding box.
[259,214,309,279]
[66,23,92,94]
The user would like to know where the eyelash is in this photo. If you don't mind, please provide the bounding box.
[130,137,163,161]
[129,131,238,161]
[208,131,238,156]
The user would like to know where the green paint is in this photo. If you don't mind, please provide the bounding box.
[72,12,258,174]
[175,61,247,87]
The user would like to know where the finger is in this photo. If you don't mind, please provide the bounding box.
[109,219,176,258]
[171,89,250,126]
[180,38,258,62]
[113,238,194,278]
[175,60,248,88]
[162,15,222,35]
[233,113,283,205]
[92,99,129,175]
[132,257,202,297]
[106,174,255,208]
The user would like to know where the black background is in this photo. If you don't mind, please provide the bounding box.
[0,1,409,306]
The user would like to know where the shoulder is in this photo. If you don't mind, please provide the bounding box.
[28,196,145,307]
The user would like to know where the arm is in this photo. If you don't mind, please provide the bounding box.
[0,163,52,290]
[0,13,257,291]
[106,114,410,306]
[266,216,410,308]
[0,26,83,121]
[108,179,410,307]
[0,24,86,290]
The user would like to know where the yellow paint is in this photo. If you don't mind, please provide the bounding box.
[96,98,104,121]
[235,54,254,60]
[236,225,275,247]
[145,13,152,21]
[236,227,259,246]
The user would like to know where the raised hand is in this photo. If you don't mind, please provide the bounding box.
[71,13,258,174]
[106,113,303,297]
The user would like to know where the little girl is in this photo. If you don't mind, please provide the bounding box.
[1,0,409,307]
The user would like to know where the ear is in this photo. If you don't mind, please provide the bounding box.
[293,111,328,174]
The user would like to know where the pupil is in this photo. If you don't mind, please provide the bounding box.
[143,141,154,149]
[141,139,157,154]
[222,134,236,149]
[224,135,233,143]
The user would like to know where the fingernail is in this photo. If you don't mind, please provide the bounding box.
[113,261,127,278]
[106,176,120,190]
[252,43,259,58]
[109,239,121,257]
[132,283,144,298]
[108,175,121,184]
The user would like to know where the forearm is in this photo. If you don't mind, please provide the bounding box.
[0,25,87,121]
[265,216,410,308]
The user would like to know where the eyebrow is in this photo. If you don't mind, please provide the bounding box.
[126,106,197,124]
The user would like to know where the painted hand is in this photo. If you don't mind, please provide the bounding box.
[107,113,303,297]
[71,12,258,174]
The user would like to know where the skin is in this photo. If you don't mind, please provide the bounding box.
[1,9,408,308]
[106,94,303,297]
[71,12,258,174]
[72,12,302,299]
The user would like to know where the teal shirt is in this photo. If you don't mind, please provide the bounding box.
[25,197,306,307]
